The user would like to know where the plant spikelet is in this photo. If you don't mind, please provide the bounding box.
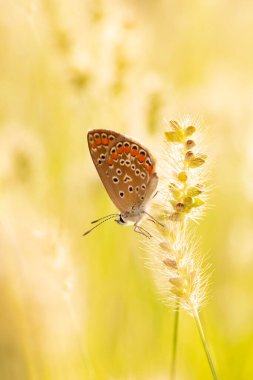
[144,117,211,313]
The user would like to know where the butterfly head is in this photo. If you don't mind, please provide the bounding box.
[116,214,127,225]
[115,206,146,226]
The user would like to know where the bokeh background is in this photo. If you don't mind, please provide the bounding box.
[1,1,253,379]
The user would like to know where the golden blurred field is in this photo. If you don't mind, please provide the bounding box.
[1,1,253,379]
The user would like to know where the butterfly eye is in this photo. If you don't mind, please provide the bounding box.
[119,215,126,224]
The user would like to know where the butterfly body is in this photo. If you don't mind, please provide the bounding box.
[86,129,159,236]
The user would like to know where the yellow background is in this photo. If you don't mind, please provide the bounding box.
[0,1,252,379]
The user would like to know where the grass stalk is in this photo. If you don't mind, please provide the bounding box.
[170,302,180,380]
[193,308,219,380]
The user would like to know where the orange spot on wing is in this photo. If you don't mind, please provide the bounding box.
[95,138,102,145]
[108,157,113,166]
[117,146,124,154]
[137,153,145,162]
[131,148,138,157]
[102,138,109,145]
[143,163,153,173]
[91,142,96,148]
[112,152,118,160]
[124,146,130,154]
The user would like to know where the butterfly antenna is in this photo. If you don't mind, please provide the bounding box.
[143,211,164,227]
[83,215,117,236]
[91,213,119,224]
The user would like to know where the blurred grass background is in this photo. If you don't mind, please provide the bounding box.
[1,0,253,379]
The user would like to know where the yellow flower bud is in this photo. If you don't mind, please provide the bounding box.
[165,131,184,143]
[187,187,202,197]
[184,125,196,136]
[185,139,196,149]
[163,258,177,269]
[192,198,204,207]
[184,196,193,206]
[189,157,205,168]
[178,171,188,182]
[159,242,172,252]
[169,277,182,287]
[185,151,195,161]
[176,202,185,212]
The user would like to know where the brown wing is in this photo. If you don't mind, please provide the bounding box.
[87,129,157,214]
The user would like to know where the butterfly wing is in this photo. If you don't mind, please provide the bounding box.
[87,129,158,214]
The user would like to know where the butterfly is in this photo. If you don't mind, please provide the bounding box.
[83,129,163,238]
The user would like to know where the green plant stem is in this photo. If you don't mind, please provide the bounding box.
[170,302,180,380]
[193,308,219,380]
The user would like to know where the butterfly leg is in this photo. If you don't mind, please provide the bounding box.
[143,211,165,228]
[134,224,152,238]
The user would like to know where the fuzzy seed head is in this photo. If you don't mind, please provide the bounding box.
[142,117,211,313]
